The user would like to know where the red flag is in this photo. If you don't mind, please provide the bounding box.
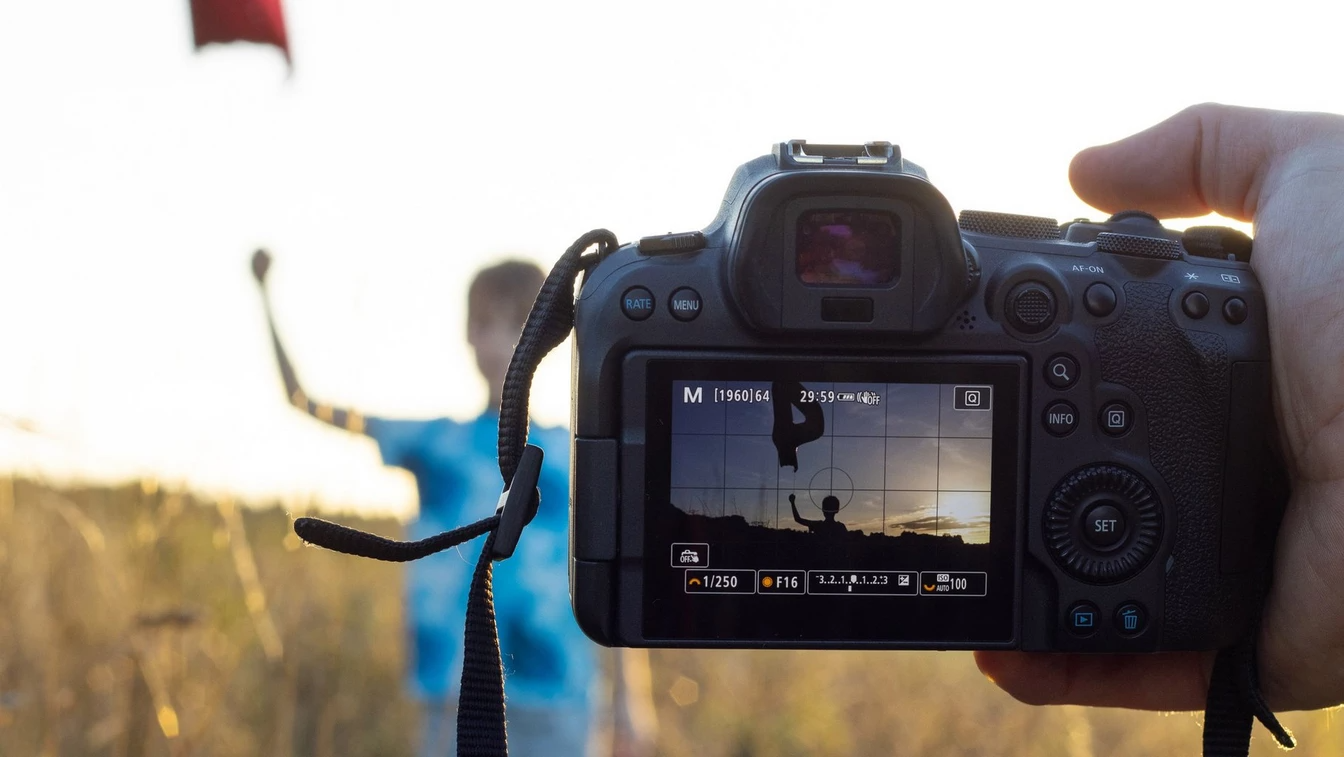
[190,0,291,63]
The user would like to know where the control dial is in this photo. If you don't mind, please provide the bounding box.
[1044,464,1162,583]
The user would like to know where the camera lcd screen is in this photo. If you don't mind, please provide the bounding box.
[642,359,1020,644]
[795,210,901,286]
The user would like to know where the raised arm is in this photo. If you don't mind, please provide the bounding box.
[789,493,815,527]
[251,249,366,434]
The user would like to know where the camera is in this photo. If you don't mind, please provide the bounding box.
[568,141,1282,653]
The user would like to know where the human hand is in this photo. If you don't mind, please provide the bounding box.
[976,103,1344,713]
[251,248,272,285]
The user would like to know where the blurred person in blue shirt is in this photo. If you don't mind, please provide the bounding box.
[250,252,647,756]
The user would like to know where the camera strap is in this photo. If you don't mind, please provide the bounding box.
[290,227,1292,757]
[1204,624,1295,755]
[292,229,618,757]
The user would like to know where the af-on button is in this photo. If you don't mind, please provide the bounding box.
[1083,282,1117,317]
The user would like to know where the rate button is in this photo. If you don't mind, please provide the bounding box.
[621,286,655,321]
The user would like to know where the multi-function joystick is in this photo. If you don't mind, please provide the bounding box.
[1044,464,1163,583]
[1004,281,1057,333]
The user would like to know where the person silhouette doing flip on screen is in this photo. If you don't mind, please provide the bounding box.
[251,251,622,756]
[790,493,848,537]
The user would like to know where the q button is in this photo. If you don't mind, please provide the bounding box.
[1045,355,1079,390]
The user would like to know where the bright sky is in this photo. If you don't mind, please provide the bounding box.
[1,0,1340,518]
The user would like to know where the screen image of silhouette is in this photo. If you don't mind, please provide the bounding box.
[772,380,824,470]
[789,493,847,536]
[667,379,993,543]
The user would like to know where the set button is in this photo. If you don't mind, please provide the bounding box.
[1081,501,1127,549]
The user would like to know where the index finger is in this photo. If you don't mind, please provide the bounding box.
[1068,103,1341,222]
[974,650,1215,711]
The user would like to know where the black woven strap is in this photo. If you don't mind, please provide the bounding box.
[457,529,507,755]
[1203,634,1295,756]
[293,229,618,757]
[497,229,618,482]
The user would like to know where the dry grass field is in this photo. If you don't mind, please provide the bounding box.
[2,476,1340,756]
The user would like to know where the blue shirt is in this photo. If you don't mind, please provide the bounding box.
[365,412,594,709]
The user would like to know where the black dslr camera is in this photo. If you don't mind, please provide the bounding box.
[568,141,1281,653]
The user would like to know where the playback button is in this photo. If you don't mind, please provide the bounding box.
[1067,601,1100,637]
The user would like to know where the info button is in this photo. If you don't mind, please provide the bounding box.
[1043,401,1078,437]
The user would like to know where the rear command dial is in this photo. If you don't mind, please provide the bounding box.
[1044,464,1163,583]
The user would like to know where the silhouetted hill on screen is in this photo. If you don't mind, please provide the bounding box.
[663,500,989,561]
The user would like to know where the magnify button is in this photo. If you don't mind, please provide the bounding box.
[1045,355,1079,389]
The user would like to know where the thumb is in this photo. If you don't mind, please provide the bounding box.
[1069,102,1341,222]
